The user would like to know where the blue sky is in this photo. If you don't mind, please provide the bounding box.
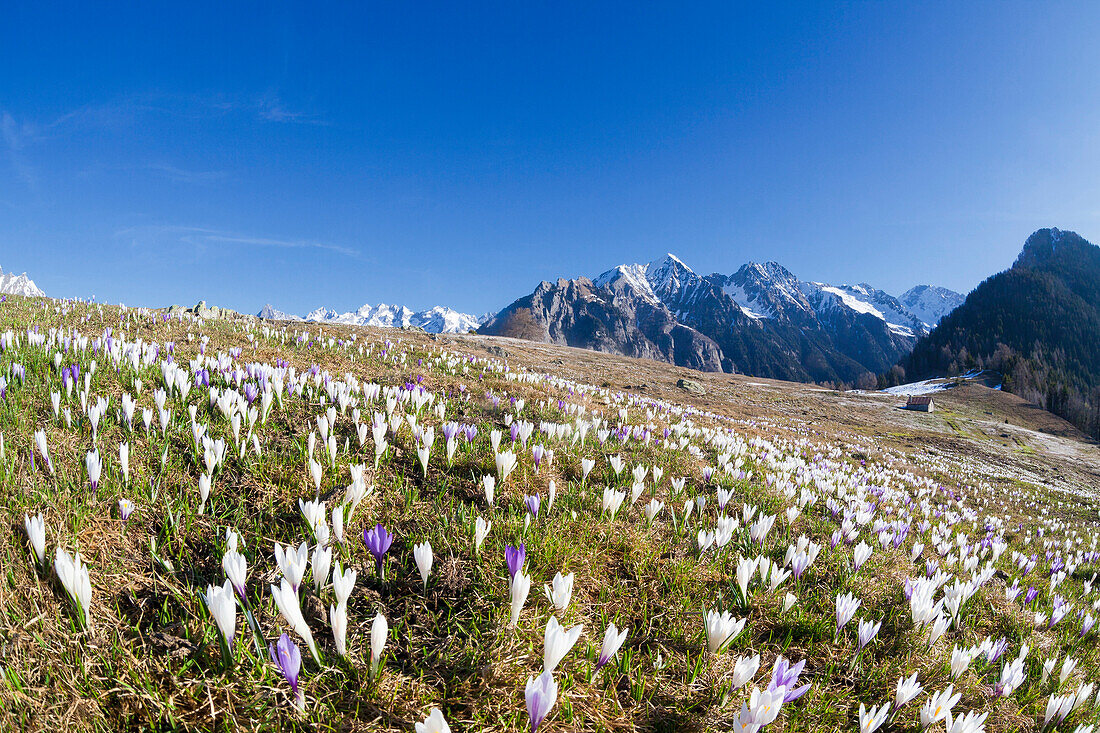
[3,2,1100,316]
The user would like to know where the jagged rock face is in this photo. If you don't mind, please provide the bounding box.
[721,261,817,323]
[482,253,964,384]
[478,276,725,372]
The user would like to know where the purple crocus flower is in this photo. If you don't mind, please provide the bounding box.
[524,495,540,518]
[525,670,557,732]
[505,543,526,579]
[791,553,811,580]
[857,620,880,650]
[363,524,394,579]
[1049,601,1070,629]
[985,637,1008,663]
[768,655,811,702]
[1024,587,1038,605]
[903,577,916,600]
[269,633,304,709]
[531,445,545,471]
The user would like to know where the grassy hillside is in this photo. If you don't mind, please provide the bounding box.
[1,293,1099,732]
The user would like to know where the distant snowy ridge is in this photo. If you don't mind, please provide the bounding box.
[258,302,486,334]
[0,266,45,298]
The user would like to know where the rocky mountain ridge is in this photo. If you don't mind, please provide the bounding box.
[480,254,963,383]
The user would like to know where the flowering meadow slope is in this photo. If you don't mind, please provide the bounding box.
[1,294,1099,732]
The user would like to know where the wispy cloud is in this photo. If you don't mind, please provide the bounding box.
[142,163,228,182]
[2,90,325,191]
[1,111,40,187]
[255,93,328,125]
[116,224,359,258]
[197,231,356,257]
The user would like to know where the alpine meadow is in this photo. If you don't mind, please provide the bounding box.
[4,3,1100,732]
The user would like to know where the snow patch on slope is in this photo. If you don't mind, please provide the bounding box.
[881,379,956,396]
[809,283,919,337]
[882,370,987,396]
[721,282,770,319]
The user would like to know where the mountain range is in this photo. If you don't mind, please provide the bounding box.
[0,267,45,298]
[479,254,963,384]
[901,227,1100,438]
[258,302,487,334]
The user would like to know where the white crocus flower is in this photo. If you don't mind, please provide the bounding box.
[704,608,745,654]
[198,473,212,514]
[858,702,890,733]
[509,571,532,627]
[474,516,491,553]
[201,579,237,656]
[543,572,574,613]
[645,498,664,524]
[370,612,389,677]
[54,547,93,629]
[731,653,761,689]
[332,561,357,607]
[270,577,320,664]
[311,544,332,593]
[415,708,451,733]
[894,672,922,708]
[330,602,348,658]
[414,541,433,590]
[24,512,46,567]
[543,616,583,673]
[596,623,628,672]
[275,542,309,592]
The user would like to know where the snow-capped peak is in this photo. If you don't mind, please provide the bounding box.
[258,303,301,321]
[645,253,695,292]
[898,285,965,329]
[722,261,813,321]
[647,252,692,273]
[593,263,660,303]
[592,253,699,306]
[0,266,45,298]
